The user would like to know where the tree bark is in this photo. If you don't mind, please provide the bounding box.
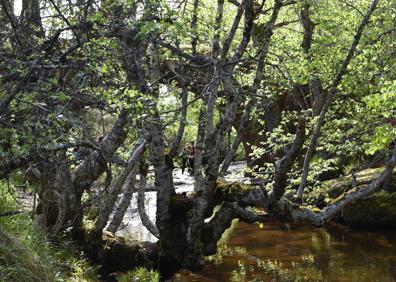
[194,107,206,191]
[184,0,284,270]
[300,1,326,116]
[220,0,283,174]
[94,138,145,234]
[51,150,75,235]
[202,202,267,255]
[105,169,137,234]
[169,86,188,159]
[137,175,159,238]
[72,110,130,196]
[22,0,43,35]
[191,0,199,55]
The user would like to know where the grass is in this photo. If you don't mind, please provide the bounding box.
[117,267,160,282]
[0,181,98,282]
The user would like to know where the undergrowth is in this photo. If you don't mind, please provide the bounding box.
[117,267,160,282]
[0,181,98,282]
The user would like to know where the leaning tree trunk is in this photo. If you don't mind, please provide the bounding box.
[137,175,159,238]
[296,0,380,201]
[105,169,137,234]
[94,138,146,235]
[69,110,129,232]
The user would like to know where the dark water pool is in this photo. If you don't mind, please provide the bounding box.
[172,221,396,282]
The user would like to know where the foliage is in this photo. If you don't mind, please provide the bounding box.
[248,0,396,188]
[364,80,396,154]
[117,267,160,282]
[1,0,396,278]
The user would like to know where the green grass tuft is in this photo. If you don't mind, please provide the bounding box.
[117,267,160,282]
[0,181,98,282]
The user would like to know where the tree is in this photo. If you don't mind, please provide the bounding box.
[1,0,395,279]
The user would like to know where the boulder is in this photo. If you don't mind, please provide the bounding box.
[342,191,396,228]
[324,167,396,228]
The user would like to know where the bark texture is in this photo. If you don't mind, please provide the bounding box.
[94,138,146,234]
[106,170,137,234]
[137,175,159,238]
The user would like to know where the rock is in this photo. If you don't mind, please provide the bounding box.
[327,167,381,197]
[97,234,159,275]
[342,191,396,228]
[315,167,396,228]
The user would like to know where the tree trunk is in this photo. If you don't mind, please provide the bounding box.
[105,169,137,234]
[137,175,159,238]
[194,107,206,191]
[94,139,145,234]
[296,0,380,201]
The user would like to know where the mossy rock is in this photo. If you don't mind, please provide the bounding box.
[325,167,396,198]
[214,180,258,203]
[215,180,253,195]
[98,233,159,274]
[342,191,396,228]
[216,180,251,191]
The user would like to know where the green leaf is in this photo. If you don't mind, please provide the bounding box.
[101,65,108,74]
[58,92,71,102]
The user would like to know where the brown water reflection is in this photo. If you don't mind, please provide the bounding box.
[173,221,396,282]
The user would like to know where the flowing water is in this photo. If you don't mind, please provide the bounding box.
[112,162,396,282]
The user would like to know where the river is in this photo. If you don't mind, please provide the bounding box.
[109,162,396,282]
[172,220,396,281]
